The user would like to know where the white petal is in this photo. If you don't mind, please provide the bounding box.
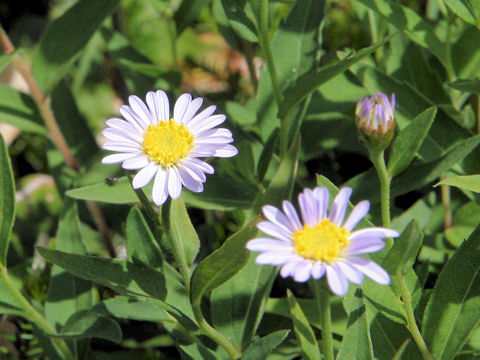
[337,260,364,285]
[348,257,390,285]
[280,258,303,278]
[102,153,137,164]
[185,158,214,174]
[156,90,170,121]
[298,189,317,226]
[196,128,232,139]
[282,201,302,230]
[344,200,370,231]
[326,263,349,296]
[181,97,203,124]
[179,161,206,182]
[122,155,150,170]
[329,187,352,226]
[349,227,399,242]
[246,238,293,252]
[173,93,192,124]
[311,262,326,279]
[194,135,234,144]
[177,165,204,193]
[103,128,143,143]
[344,238,385,255]
[146,91,160,125]
[189,114,226,135]
[257,221,292,242]
[213,144,238,158]
[106,118,137,133]
[129,95,153,125]
[186,105,217,127]
[313,187,329,220]
[132,162,158,189]
[152,168,168,206]
[293,261,313,282]
[256,251,293,265]
[120,105,147,131]
[103,143,141,152]
[262,205,295,232]
[167,167,182,199]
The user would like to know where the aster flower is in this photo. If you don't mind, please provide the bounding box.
[246,187,399,296]
[101,91,238,205]
[355,92,396,150]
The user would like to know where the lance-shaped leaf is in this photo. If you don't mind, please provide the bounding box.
[436,175,480,193]
[449,79,480,94]
[0,133,15,266]
[423,225,480,360]
[242,330,290,360]
[444,0,480,28]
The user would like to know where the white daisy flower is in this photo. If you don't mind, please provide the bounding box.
[246,187,399,296]
[101,91,238,205]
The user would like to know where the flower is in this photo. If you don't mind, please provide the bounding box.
[246,187,399,296]
[355,92,396,150]
[102,91,238,205]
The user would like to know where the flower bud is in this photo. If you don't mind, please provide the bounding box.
[355,93,396,150]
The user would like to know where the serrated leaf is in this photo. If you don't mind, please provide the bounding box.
[0,133,15,266]
[161,197,200,269]
[287,290,321,360]
[190,219,259,307]
[241,329,290,360]
[436,175,480,193]
[423,225,480,360]
[53,310,121,343]
[388,107,437,177]
[32,0,120,93]
[337,289,374,360]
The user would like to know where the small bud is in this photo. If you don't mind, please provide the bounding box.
[355,93,396,150]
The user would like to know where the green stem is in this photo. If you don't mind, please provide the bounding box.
[127,172,159,226]
[165,10,178,70]
[0,266,74,360]
[397,274,434,360]
[311,280,334,360]
[369,149,393,245]
[192,299,241,359]
[256,0,282,106]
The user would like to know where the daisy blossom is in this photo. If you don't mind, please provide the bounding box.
[246,187,399,296]
[101,91,238,205]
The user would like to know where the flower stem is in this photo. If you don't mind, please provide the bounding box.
[0,265,74,360]
[192,299,241,359]
[311,280,334,360]
[397,274,434,360]
[369,149,393,246]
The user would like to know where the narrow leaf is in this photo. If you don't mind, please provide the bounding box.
[257,129,279,183]
[0,133,15,266]
[423,225,480,360]
[242,330,290,360]
[287,290,321,360]
[93,296,170,322]
[444,0,480,27]
[436,175,480,193]
[449,79,480,94]
[219,0,258,42]
[388,107,437,177]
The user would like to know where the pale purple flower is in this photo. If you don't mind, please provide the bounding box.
[102,91,238,205]
[246,187,399,296]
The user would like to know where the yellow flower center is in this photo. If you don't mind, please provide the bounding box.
[142,119,195,168]
[293,219,350,263]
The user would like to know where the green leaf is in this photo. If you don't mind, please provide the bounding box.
[226,101,257,126]
[449,79,480,94]
[36,247,167,301]
[286,290,321,360]
[93,296,170,322]
[257,128,279,183]
[0,85,45,134]
[161,197,200,268]
[0,133,15,266]
[423,225,480,360]
[388,107,437,177]
[241,330,290,360]
[126,207,163,270]
[0,53,15,73]
[174,0,211,34]
[436,175,480,193]
[45,200,93,332]
[32,0,120,94]
[445,0,480,28]
[190,219,259,307]
[219,0,258,42]
[337,289,374,360]
[52,310,121,343]
[357,0,446,66]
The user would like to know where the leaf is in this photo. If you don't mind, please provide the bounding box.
[278,34,396,118]
[388,107,437,177]
[357,0,447,66]
[241,330,290,360]
[0,85,45,134]
[256,129,279,183]
[126,207,163,270]
[45,200,93,332]
[423,225,480,360]
[92,296,170,322]
[174,0,211,34]
[190,219,260,307]
[161,197,200,268]
[444,0,480,28]
[449,79,480,94]
[52,310,121,343]
[36,247,167,301]
[337,289,374,360]
[436,175,480,193]
[226,101,257,126]
[286,290,321,360]
[32,0,120,94]
[0,133,15,266]
[219,0,258,42]
[0,53,14,73]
